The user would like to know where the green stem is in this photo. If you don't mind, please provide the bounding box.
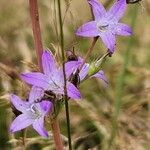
[57,0,72,149]
[108,6,138,149]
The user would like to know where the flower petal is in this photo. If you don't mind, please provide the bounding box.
[88,0,106,20]
[29,86,44,103]
[92,70,108,84]
[79,64,89,81]
[100,31,116,53]
[32,117,48,137]
[40,101,53,115]
[10,114,34,133]
[21,73,49,89]
[115,23,132,36]
[67,82,81,99]
[65,61,82,78]
[107,0,126,21]
[10,94,29,113]
[42,50,57,75]
[76,21,99,37]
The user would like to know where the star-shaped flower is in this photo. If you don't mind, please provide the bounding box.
[10,86,52,137]
[21,50,81,99]
[76,0,132,53]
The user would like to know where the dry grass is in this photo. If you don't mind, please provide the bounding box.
[0,0,149,149]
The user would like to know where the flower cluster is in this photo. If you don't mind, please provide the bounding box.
[10,50,107,137]
[10,0,132,138]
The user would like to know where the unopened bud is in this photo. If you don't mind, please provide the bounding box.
[88,52,109,76]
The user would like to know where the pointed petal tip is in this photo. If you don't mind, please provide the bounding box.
[9,125,17,133]
[20,73,26,80]
[67,82,82,100]
[107,0,126,21]
[108,48,115,54]
[42,49,54,59]
[73,92,82,100]
[73,90,82,100]
[75,30,86,37]
[9,128,14,133]
[43,49,50,56]
[115,23,133,37]
[128,29,133,35]
[10,94,15,99]
[20,73,29,83]
[75,29,81,36]
[42,132,49,138]
[87,0,106,20]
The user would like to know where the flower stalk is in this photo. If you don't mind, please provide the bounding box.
[79,37,98,71]
[57,0,72,149]
[29,0,63,149]
[51,119,63,150]
[22,129,26,149]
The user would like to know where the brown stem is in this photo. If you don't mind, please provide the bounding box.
[51,119,63,150]
[29,0,63,149]
[29,0,43,70]
[79,37,98,71]
[22,129,26,150]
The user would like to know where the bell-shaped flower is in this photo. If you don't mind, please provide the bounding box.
[65,57,108,84]
[21,50,81,99]
[76,0,132,53]
[10,86,52,137]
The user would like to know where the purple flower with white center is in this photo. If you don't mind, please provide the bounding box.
[76,0,132,53]
[21,50,81,100]
[10,86,52,137]
[65,57,108,84]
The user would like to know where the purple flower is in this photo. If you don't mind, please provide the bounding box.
[21,50,81,99]
[65,57,108,84]
[76,0,132,53]
[10,86,52,137]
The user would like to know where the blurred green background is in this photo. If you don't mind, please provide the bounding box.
[0,0,149,149]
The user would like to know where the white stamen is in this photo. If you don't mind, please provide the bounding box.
[97,21,109,32]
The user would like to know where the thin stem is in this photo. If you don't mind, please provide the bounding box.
[57,0,72,149]
[51,119,64,150]
[22,129,26,150]
[29,0,63,149]
[53,0,61,60]
[29,0,43,70]
[79,37,98,71]
[62,0,71,26]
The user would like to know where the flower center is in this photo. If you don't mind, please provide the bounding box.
[29,104,42,118]
[97,21,109,32]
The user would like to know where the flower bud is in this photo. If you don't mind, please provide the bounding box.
[88,52,109,76]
